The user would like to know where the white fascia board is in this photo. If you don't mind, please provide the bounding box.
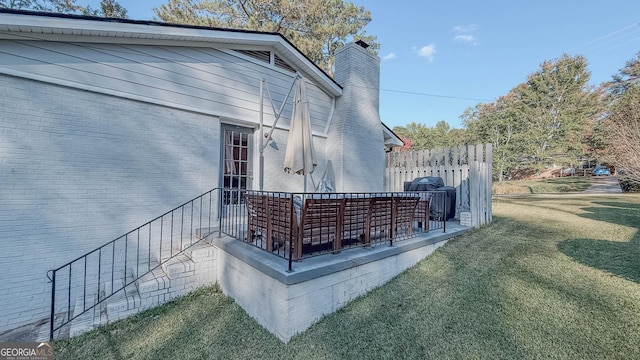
[382,123,404,146]
[0,12,342,97]
[0,12,261,41]
[269,41,342,97]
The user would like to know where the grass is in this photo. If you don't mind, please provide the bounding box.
[493,176,593,194]
[55,193,640,359]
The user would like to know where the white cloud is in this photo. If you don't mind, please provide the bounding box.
[416,44,436,62]
[452,24,479,45]
[453,24,478,34]
[382,52,397,60]
[455,34,475,43]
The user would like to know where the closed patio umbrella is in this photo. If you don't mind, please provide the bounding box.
[284,76,316,193]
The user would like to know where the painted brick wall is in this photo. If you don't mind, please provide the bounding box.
[216,250,291,340]
[214,238,450,343]
[328,43,385,192]
[260,127,329,193]
[0,74,220,333]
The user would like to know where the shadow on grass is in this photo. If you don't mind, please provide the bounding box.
[558,201,640,284]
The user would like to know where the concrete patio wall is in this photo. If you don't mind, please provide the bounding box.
[213,227,463,342]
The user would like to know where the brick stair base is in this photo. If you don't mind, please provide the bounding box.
[66,240,217,339]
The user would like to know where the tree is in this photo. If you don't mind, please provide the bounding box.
[1,0,128,17]
[604,52,640,190]
[153,0,378,74]
[393,121,464,151]
[463,93,527,181]
[462,55,605,180]
[608,51,640,97]
[395,135,413,151]
[514,54,603,168]
[1,0,78,12]
[83,0,128,18]
[0,1,31,9]
[605,86,640,190]
[393,122,429,150]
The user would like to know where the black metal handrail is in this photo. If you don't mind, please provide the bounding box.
[219,190,448,271]
[48,187,450,340]
[47,187,219,340]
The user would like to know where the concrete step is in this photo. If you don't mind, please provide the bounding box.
[133,242,215,298]
[129,256,160,280]
[135,265,170,294]
[64,240,217,339]
[157,240,193,264]
[130,247,200,297]
[102,278,141,319]
[196,227,218,240]
[69,295,104,338]
[161,252,195,279]
[172,240,215,260]
[154,236,212,263]
[187,241,216,262]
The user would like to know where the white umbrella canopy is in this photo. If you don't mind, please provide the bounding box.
[284,76,317,191]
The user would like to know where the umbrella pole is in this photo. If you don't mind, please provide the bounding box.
[259,76,298,191]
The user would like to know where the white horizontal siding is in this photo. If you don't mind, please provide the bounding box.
[0,40,334,135]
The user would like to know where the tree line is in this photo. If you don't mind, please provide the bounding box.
[1,0,128,17]
[394,53,640,186]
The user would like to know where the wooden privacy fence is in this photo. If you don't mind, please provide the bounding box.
[385,144,493,228]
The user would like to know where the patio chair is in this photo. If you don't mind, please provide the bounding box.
[246,193,298,254]
[245,193,268,247]
[296,197,345,260]
[342,196,372,244]
[367,196,393,243]
[393,196,420,238]
[413,193,432,231]
[266,194,299,254]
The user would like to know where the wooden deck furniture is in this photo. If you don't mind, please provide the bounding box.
[342,196,372,244]
[247,192,423,261]
[367,196,393,243]
[393,196,420,238]
[245,193,268,246]
[413,193,433,231]
[245,193,298,253]
[267,195,299,252]
[296,197,345,260]
[366,195,420,243]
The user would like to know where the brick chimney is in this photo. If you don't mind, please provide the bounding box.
[327,41,385,192]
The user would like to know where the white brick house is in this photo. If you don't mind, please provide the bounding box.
[0,10,402,337]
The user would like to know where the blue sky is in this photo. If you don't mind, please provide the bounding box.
[86,0,640,129]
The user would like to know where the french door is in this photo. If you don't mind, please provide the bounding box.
[221,125,253,206]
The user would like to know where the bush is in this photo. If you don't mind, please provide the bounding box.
[618,176,640,193]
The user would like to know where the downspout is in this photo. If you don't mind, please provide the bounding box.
[259,79,265,191]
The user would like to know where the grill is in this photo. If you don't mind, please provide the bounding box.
[404,177,456,220]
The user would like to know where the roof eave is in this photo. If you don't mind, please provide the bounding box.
[382,122,404,147]
[0,9,343,96]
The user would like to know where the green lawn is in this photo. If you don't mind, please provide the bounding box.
[493,176,593,194]
[55,193,640,359]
